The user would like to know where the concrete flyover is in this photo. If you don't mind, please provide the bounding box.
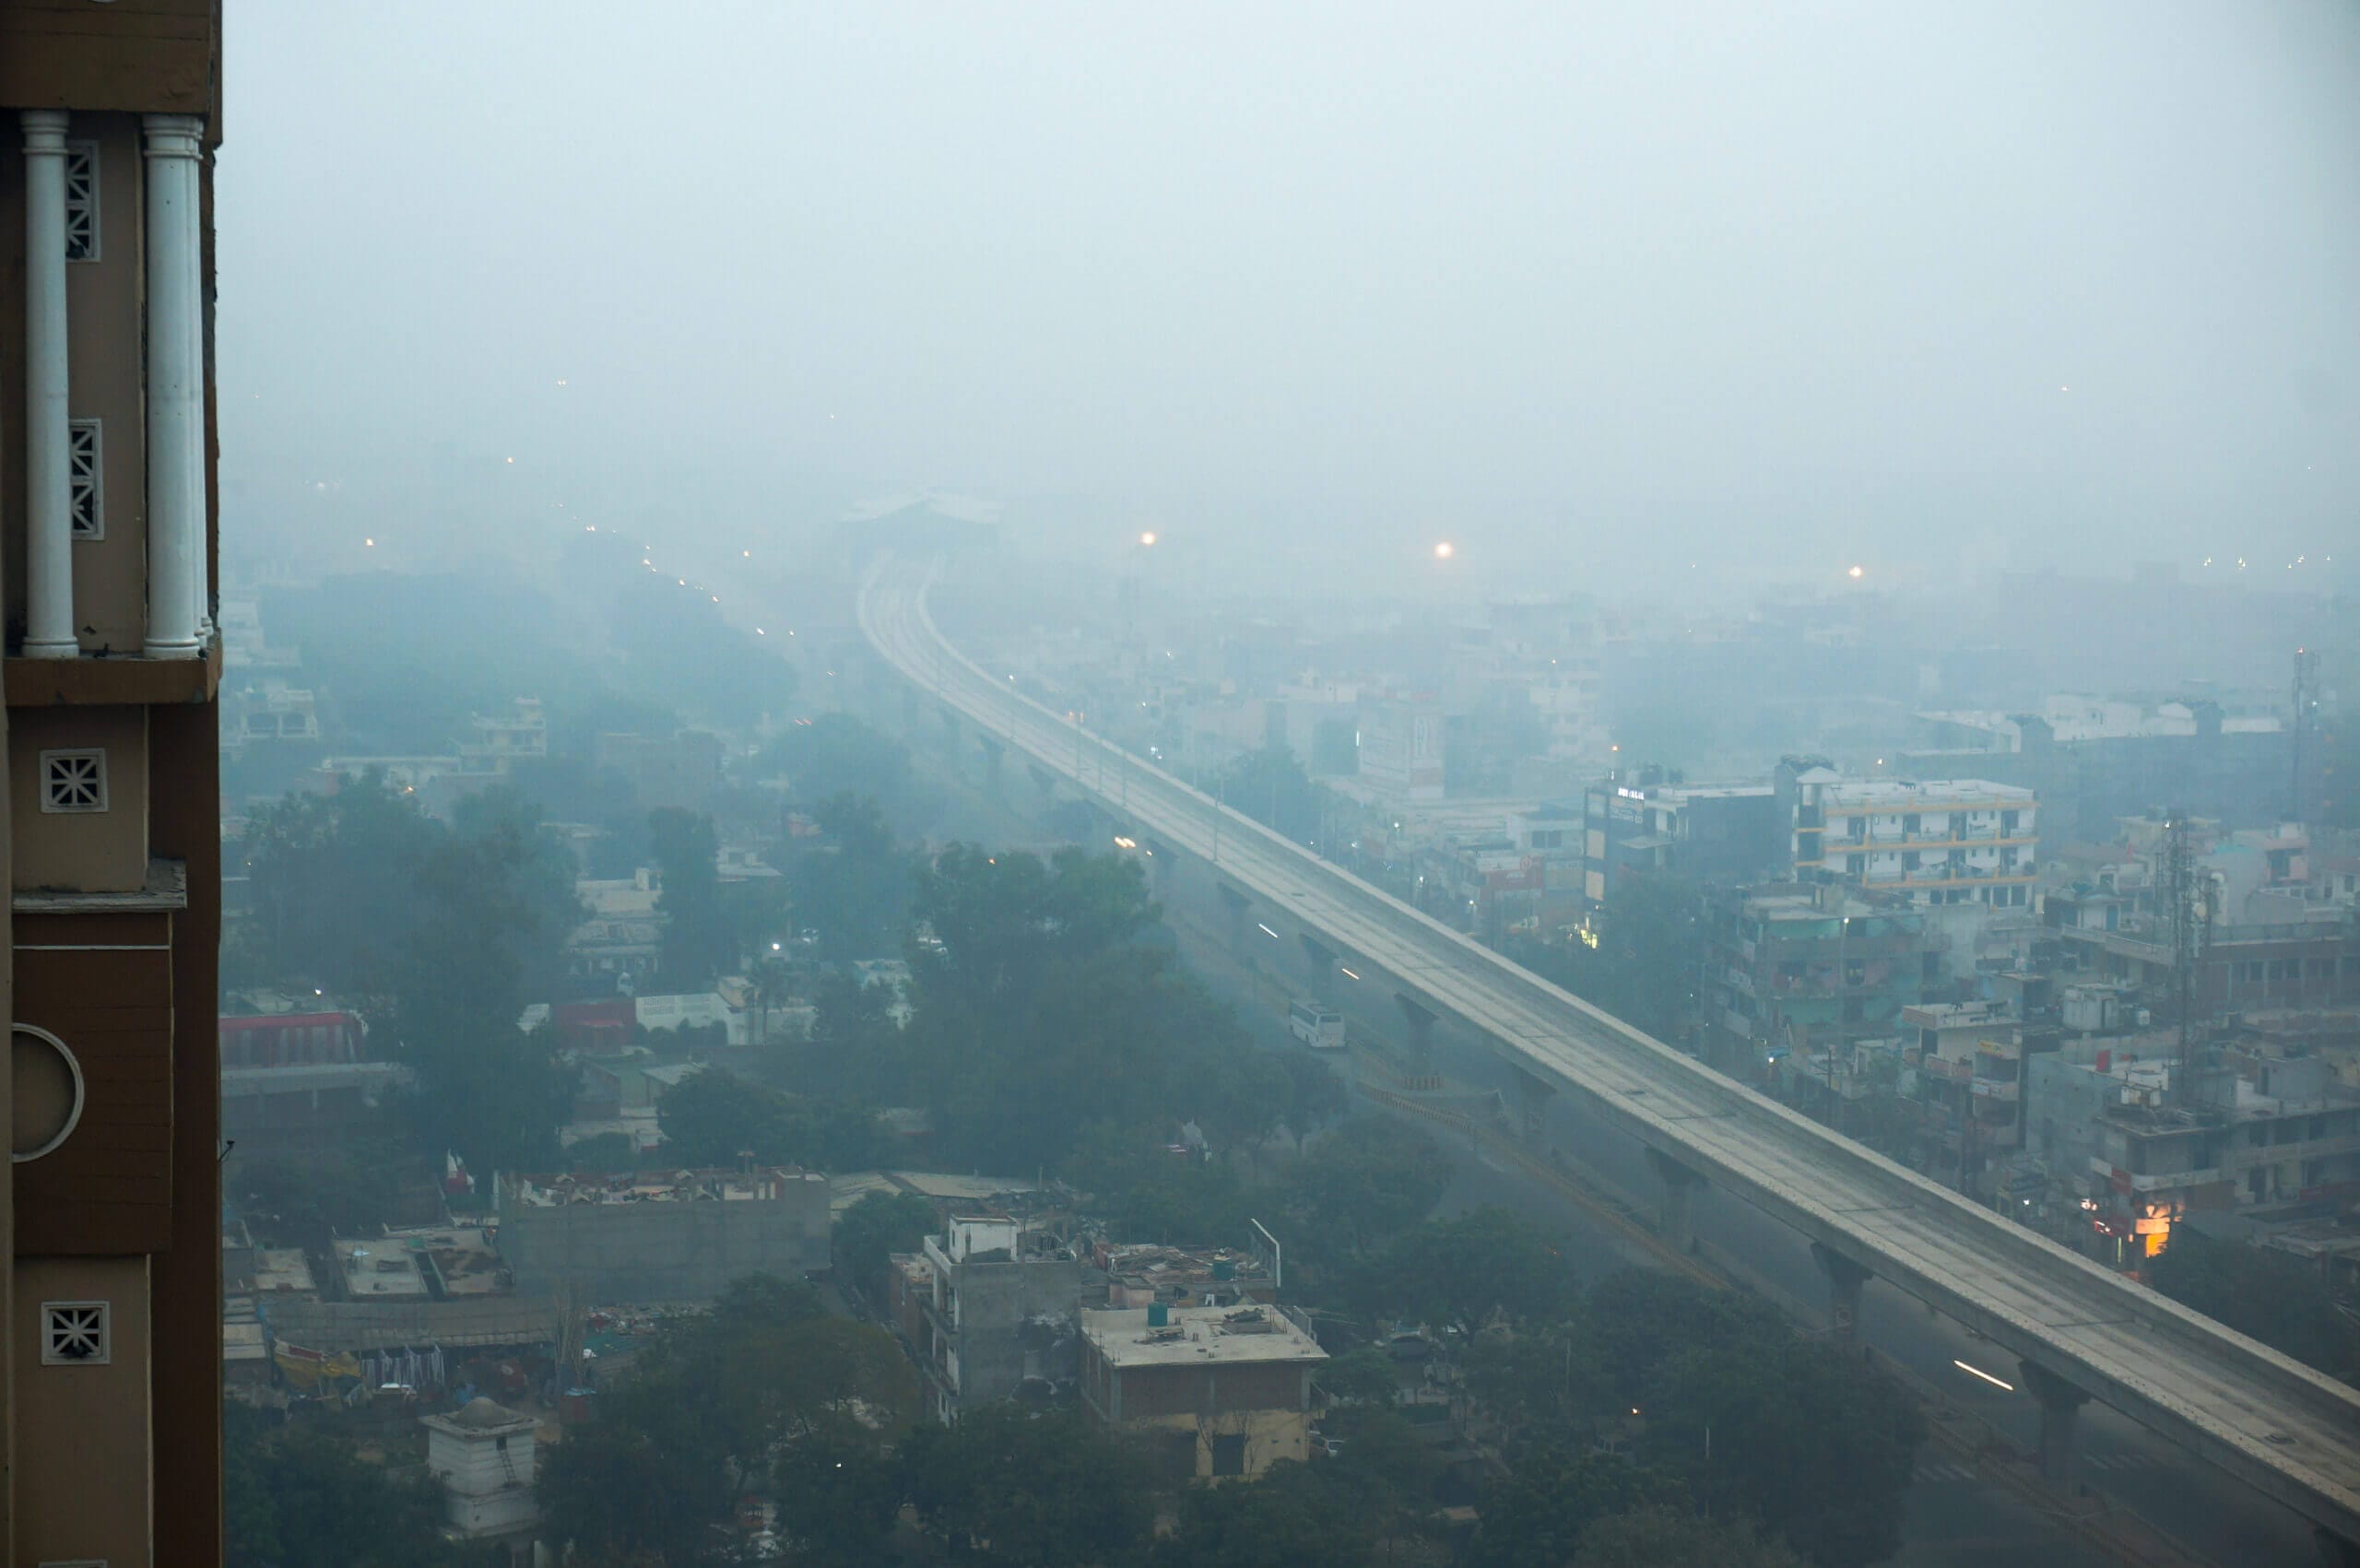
[858,555,2360,1550]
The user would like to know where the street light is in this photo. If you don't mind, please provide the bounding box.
[1434,541,1456,560]
[1139,531,1157,548]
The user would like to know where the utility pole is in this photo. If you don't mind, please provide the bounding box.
[2163,812,2210,1102]
[2292,647,2319,825]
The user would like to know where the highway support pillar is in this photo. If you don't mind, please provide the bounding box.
[2020,1362,2090,1490]
[2316,1528,2360,1567]
[1217,883,1251,956]
[1299,936,1338,1005]
[1393,994,1438,1084]
[1646,1149,1704,1255]
[899,685,919,734]
[1141,839,1171,892]
[1810,1243,1871,1343]
[977,736,1003,796]
[1509,1064,1554,1149]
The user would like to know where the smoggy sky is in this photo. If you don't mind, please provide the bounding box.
[218,1,2360,596]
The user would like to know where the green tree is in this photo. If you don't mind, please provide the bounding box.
[1314,1345,1403,1405]
[1465,1318,1611,1450]
[1582,1270,1783,1409]
[901,1405,1152,1568]
[1639,1333,1924,1568]
[785,793,914,962]
[1469,1446,1690,1568]
[1284,1117,1452,1256]
[2150,1226,2360,1385]
[1063,1122,1251,1244]
[832,1189,938,1295]
[236,772,441,1000]
[759,712,912,807]
[386,820,574,1176]
[225,1405,469,1568]
[1277,1048,1349,1150]
[1509,872,1704,1043]
[1153,1458,1375,1568]
[1218,744,1329,843]
[649,808,732,983]
[538,1275,914,1563]
[658,1069,886,1173]
[1362,1206,1573,1328]
[1569,1507,1811,1568]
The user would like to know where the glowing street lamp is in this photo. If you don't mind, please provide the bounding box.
[1847,564,1865,580]
[1434,541,1456,560]
[1139,531,1158,548]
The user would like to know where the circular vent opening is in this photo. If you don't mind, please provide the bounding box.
[13,1025,87,1162]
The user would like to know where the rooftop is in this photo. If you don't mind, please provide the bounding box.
[334,1238,429,1299]
[1081,1303,1327,1369]
[1820,778,2036,808]
[505,1167,822,1207]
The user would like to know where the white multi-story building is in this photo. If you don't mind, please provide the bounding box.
[1793,777,2037,909]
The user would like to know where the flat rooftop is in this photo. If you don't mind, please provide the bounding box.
[1081,1304,1327,1369]
[334,1239,428,1298]
[506,1168,822,1207]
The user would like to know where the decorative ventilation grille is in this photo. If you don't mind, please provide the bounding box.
[39,750,107,815]
[41,1302,109,1366]
[68,419,101,539]
[64,143,99,263]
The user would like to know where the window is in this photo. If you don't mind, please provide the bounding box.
[68,419,100,539]
[41,1302,109,1366]
[38,749,107,814]
[1210,1432,1247,1477]
[64,141,99,262]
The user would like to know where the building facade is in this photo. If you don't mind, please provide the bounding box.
[916,1214,1096,1423]
[3,5,227,1561]
[1078,1303,1327,1483]
[1792,776,2037,909]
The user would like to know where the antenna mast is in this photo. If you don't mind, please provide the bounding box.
[2162,812,2209,1102]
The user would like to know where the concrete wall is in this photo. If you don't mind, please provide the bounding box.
[9,704,148,891]
[945,1256,1093,1408]
[499,1176,830,1302]
[15,1256,151,1567]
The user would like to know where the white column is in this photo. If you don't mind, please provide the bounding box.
[142,113,207,658]
[21,111,77,658]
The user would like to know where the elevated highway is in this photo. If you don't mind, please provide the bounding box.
[859,555,2360,1552]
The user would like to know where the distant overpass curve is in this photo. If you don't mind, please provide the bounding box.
[857,554,2360,1549]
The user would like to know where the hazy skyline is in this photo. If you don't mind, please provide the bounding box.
[219,2,2360,595]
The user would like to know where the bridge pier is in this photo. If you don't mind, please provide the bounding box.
[1299,936,1338,1005]
[1810,1242,1871,1343]
[1392,994,1438,1085]
[977,735,1004,795]
[1646,1149,1704,1255]
[1509,1064,1554,1149]
[2316,1528,2360,1567]
[1217,884,1251,955]
[2020,1362,2090,1490]
[899,686,919,733]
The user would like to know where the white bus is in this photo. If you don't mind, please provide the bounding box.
[1289,999,1346,1051]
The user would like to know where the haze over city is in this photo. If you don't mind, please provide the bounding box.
[221,1,2360,598]
[6,3,2360,1564]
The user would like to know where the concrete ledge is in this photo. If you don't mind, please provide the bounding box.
[6,643,221,707]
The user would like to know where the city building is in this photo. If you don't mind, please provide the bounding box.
[594,727,725,812]
[494,1166,831,1302]
[1704,883,1943,1077]
[3,6,228,1559]
[1358,693,1446,802]
[2028,1040,2360,1264]
[1079,1303,1328,1482]
[421,1397,540,1556]
[1789,775,2037,909]
[915,1213,1098,1423]
[1580,776,1781,912]
[1906,696,2291,841]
